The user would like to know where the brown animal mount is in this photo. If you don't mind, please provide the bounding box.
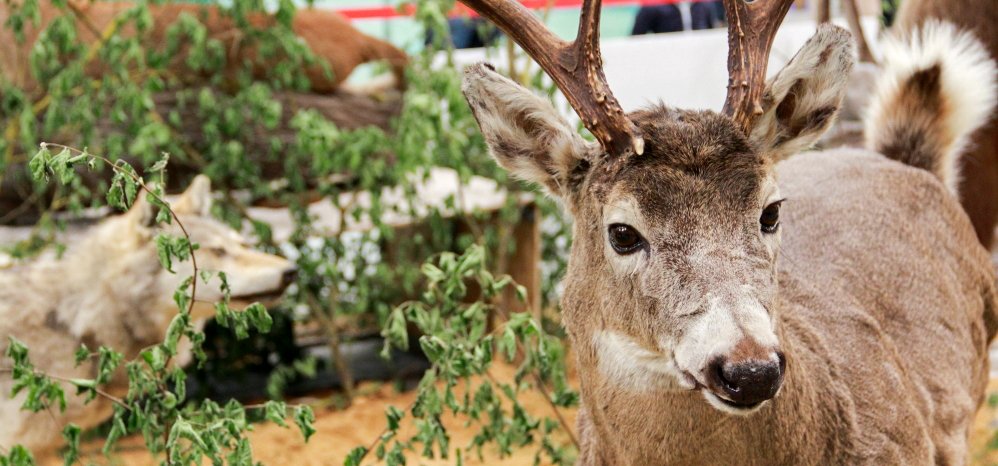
[0,1,408,96]
[0,1,408,224]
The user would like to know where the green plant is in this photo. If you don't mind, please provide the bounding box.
[2,143,315,465]
[1,0,579,464]
[347,245,578,466]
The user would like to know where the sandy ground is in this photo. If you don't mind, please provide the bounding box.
[43,365,998,466]
[50,363,578,466]
[971,379,998,466]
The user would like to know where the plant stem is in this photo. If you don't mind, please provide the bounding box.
[0,367,129,410]
[39,143,201,325]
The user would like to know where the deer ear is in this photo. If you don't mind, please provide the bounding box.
[748,25,855,162]
[462,63,596,197]
[173,175,213,216]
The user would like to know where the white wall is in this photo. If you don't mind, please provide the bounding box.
[448,15,880,115]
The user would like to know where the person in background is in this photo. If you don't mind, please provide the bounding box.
[632,2,683,34]
[426,17,502,49]
[690,0,725,30]
[632,1,725,35]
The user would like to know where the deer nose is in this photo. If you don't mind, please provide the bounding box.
[708,352,785,407]
[280,266,299,287]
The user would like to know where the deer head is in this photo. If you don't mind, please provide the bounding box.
[462,0,854,414]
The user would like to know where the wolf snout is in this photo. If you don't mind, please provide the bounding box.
[280,266,299,287]
[707,351,785,408]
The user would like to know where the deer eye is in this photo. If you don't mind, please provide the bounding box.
[608,224,646,255]
[760,200,783,234]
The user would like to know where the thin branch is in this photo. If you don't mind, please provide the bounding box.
[303,291,355,403]
[482,369,578,449]
[349,282,580,465]
[491,306,579,449]
[353,398,418,463]
[242,401,311,411]
[38,143,200,322]
[0,367,129,410]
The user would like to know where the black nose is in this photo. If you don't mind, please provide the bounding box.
[280,266,299,287]
[708,353,785,407]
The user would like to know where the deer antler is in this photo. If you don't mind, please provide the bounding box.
[722,0,795,133]
[460,0,644,157]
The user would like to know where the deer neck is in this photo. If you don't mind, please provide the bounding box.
[575,301,837,464]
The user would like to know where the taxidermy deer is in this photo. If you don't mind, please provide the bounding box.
[0,1,408,97]
[459,0,998,463]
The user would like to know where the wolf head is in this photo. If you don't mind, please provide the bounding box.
[115,175,297,318]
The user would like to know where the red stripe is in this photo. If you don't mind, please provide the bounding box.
[337,0,709,20]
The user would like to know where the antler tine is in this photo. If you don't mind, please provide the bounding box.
[721,0,795,134]
[460,0,644,157]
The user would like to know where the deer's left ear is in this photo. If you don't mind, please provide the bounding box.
[748,25,855,162]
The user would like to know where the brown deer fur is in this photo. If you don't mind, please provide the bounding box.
[462,22,998,466]
[894,0,998,248]
[0,1,408,97]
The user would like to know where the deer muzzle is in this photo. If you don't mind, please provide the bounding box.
[705,340,785,411]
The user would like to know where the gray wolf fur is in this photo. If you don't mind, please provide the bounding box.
[0,175,296,453]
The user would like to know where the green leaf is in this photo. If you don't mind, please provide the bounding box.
[51,148,75,185]
[419,335,448,363]
[385,405,404,431]
[498,327,517,361]
[102,412,127,455]
[227,438,253,465]
[141,346,166,372]
[294,405,316,442]
[421,263,445,283]
[6,336,29,365]
[382,307,409,351]
[263,400,288,427]
[61,424,81,466]
[515,284,528,303]
[149,153,169,174]
[155,234,174,273]
[28,146,50,181]
[2,445,35,466]
[344,447,367,466]
[73,345,90,366]
[162,313,187,355]
[245,302,273,334]
[95,346,123,385]
[167,417,208,452]
[68,378,95,390]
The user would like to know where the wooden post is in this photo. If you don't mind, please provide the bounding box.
[816,0,830,23]
[501,202,542,323]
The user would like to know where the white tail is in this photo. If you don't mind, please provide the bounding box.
[865,20,998,195]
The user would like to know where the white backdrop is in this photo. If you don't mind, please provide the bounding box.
[448,15,881,114]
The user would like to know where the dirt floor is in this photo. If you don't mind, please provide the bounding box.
[46,366,998,466]
[52,363,578,466]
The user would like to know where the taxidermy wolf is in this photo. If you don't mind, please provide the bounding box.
[0,175,297,453]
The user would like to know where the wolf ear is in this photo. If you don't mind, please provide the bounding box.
[748,25,855,162]
[173,175,213,216]
[462,64,596,198]
[128,191,157,229]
